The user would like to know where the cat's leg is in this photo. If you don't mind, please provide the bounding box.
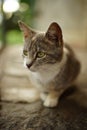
[43,89,64,107]
[40,92,48,101]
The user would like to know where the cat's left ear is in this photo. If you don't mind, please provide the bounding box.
[45,22,63,46]
[18,20,36,39]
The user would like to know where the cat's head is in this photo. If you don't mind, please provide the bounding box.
[18,21,63,72]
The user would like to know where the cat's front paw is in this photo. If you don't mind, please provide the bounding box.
[43,98,58,108]
[40,93,48,101]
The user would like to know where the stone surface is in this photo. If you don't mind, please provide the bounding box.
[0,45,87,130]
[0,97,87,130]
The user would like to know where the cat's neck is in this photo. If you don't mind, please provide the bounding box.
[29,47,68,84]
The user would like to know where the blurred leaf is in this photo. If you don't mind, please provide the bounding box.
[6,30,23,44]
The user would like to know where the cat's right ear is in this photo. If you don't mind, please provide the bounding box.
[18,20,36,39]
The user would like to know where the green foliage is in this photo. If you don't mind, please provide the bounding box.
[0,30,1,41]
[6,30,23,44]
[18,0,36,27]
[1,0,36,45]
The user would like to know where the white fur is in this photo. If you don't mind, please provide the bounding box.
[24,58,27,68]
[40,93,48,101]
[44,96,58,107]
[43,89,65,107]
[23,56,32,68]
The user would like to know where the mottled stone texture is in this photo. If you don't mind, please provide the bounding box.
[0,46,87,130]
[0,97,87,130]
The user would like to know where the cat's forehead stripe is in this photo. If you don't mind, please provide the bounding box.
[30,34,44,50]
[32,34,44,42]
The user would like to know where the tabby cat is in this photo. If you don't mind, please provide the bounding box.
[18,21,80,107]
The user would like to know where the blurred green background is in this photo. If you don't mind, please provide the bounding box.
[0,0,36,46]
[0,0,87,49]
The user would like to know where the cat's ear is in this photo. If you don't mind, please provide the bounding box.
[45,22,63,46]
[18,20,36,39]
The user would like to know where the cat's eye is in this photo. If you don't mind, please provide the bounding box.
[37,52,46,58]
[23,50,28,56]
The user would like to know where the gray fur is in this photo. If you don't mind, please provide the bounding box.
[18,21,80,107]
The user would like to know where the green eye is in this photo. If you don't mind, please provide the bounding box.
[37,52,46,58]
[23,50,28,56]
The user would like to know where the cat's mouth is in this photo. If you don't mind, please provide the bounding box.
[26,64,37,72]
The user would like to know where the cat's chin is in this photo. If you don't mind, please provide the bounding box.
[28,66,38,72]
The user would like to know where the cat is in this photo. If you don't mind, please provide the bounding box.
[18,21,80,107]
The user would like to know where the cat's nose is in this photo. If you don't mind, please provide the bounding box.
[26,64,31,69]
[26,62,33,69]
